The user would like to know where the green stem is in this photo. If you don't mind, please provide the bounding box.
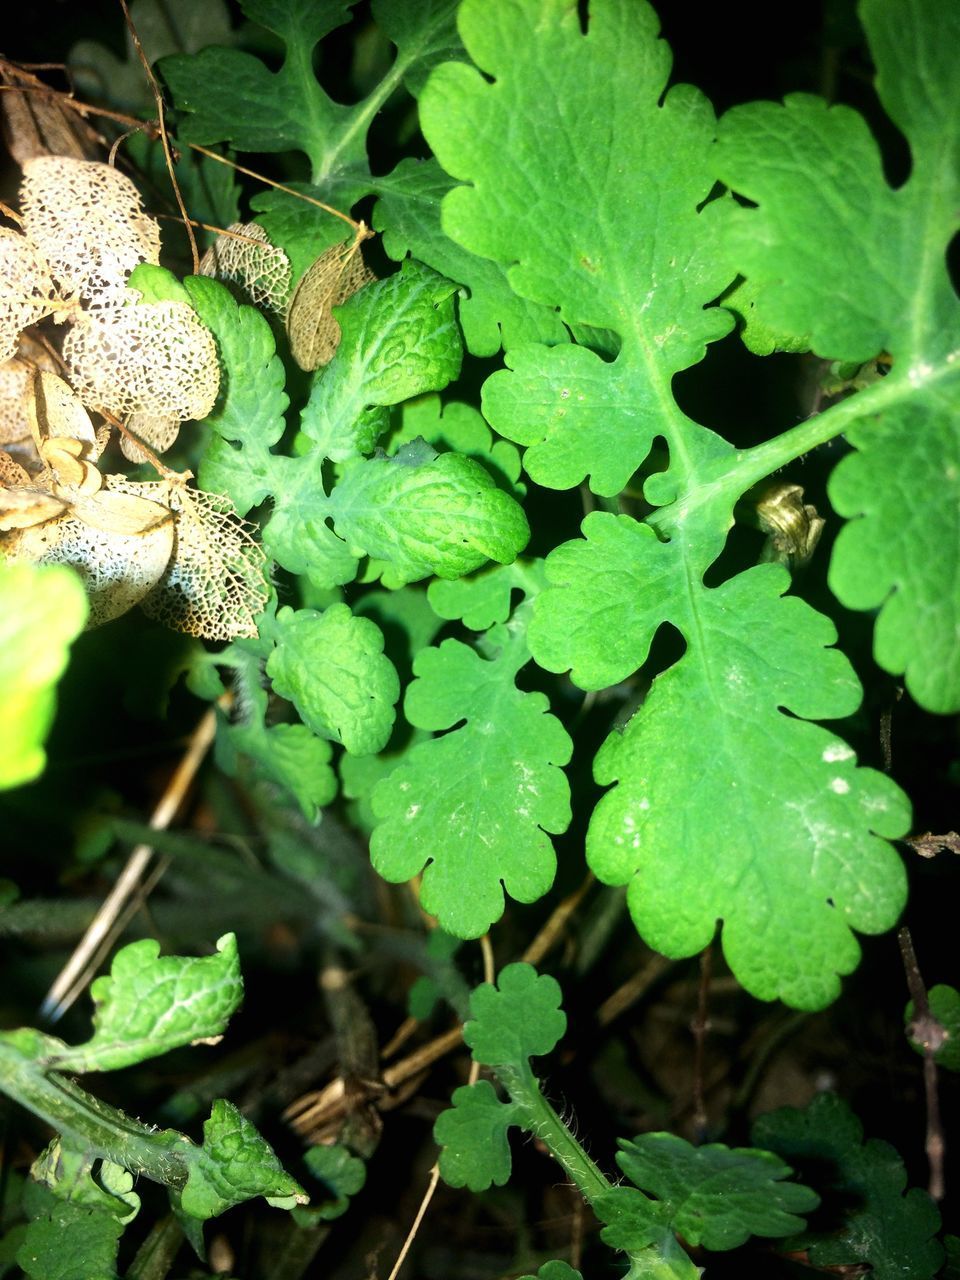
[647,360,949,537]
[0,1038,189,1189]
[498,1061,611,1204]
[495,1062,702,1279]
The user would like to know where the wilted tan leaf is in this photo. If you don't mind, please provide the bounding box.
[199,222,292,315]
[62,301,219,423]
[286,228,375,371]
[119,481,268,640]
[7,477,175,627]
[0,228,60,363]
[20,156,161,309]
[0,485,68,531]
[0,59,103,165]
[70,487,172,536]
[27,369,98,452]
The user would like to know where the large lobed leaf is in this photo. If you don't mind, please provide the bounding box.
[418,0,914,1006]
[714,0,960,711]
[370,583,570,937]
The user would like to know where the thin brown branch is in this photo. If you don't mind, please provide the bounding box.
[521,871,594,969]
[117,0,199,272]
[596,952,672,1027]
[385,1163,441,1280]
[186,143,371,234]
[40,703,220,1022]
[898,926,946,1200]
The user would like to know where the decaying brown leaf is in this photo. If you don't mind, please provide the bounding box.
[0,59,103,165]
[286,225,375,371]
[19,155,161,309]
[63,300,219,427]
[135,482,268,640]
[199,221,292,315]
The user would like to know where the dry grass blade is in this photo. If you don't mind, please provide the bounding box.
[40,703,220,1023]
[286,225,376,371]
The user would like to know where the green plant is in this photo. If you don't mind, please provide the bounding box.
[1,0,958,1276]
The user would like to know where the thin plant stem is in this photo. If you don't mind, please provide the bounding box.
[898,926,946,1199]
[117,0,198,273]
[40,704,219,1022]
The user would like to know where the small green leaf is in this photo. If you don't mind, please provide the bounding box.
[266,604,400,755]
[48,935,242,1073]
[300,261,463,463]
[180,1098,307,1219]
[295,1145,366,1223]
[464,964,566,1067]
[597,1132,818,1253]
[16,1196,123,1280]
[126,263,191,305]
[906,984,960,1072]
[0,563,88,791]
[328,450,529,586]
[428,561,541,632]
[753,1092,943,1279]
[434,1080,520,1190]
[517,1265,582,1280]
[183,276,289,516]
[370,635,570,936]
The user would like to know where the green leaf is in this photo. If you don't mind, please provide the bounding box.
[386,395,524,499]
[534,517,909,1008]
[597,1132,817,1253]
[421,0,735,497]
[300,261,463,462]
[369,627,570,936]
[434,1079,521,1190]
[828,398,960,713]
[328,448,529,587]
[428,561,541,632]
[47,934,242,1073]
[16,1197,123,1280]
[266,603,400,755]
[374,158,569,357]
[0,563,88,791]
[753,1092,943,1279]
[714,0,960,711]
[70,0,237,113]
[372,0,462,99]
[297,1145,366,1222]
[179,1098,307,1219]
[464,964,566,1067]
[160,1,359,178]
[32,1141,139,1225]
[907,984,960,1072]
[183,276,289,515]
[517,1265,582,1280]
[126,264,191,306]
